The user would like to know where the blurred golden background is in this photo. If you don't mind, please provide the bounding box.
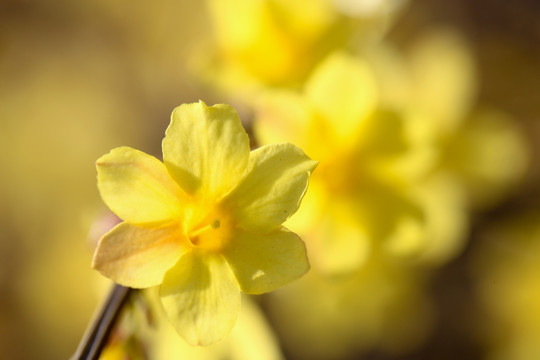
[1,0,540,359]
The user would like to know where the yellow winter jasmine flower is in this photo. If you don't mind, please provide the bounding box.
[371,28,528,211]
[345,28,527,266]
[255,51,435,274]
[256,53,438,272]
[91,101,317,346]
[199,0,405,98]
[255,29,528,271]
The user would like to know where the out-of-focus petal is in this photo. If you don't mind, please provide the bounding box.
[254,91,313,153]
[412,175,468,265]
[96,146,185,225]
[159,251,240,346]
[92,223,187,288]
[408,29,476,134]
[224,143,317,233]
[162,101,250,201]
[303,195,372,275]
[357,183,424,252]
[384,216,425,257]
[223,227,309,294]
[305,52,377,142]
[445,108,529,209]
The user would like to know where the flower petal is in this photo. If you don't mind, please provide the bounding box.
[92,222,187,288]
[298,195,372,275]
[159,251,240,346]
[224,143,318,233]
[96,146,185,225]
[254,91,313,154]
[162,101,250,200]
[412,174,468,265]
[305,52,377,142]
[408,29,476,134]
[446,109,528,209]
[223,227,309,294]
[288,180,372,275]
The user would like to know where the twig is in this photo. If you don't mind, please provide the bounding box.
[72,284,133,360]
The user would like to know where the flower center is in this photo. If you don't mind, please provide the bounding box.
[190,219,221,238]
[317,151,364,196]
[187,209,232,252]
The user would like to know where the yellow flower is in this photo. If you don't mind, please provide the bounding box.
[255,52,433,274]
[91,101,317,345]
[199,0,404,98]
[372,28,528,210]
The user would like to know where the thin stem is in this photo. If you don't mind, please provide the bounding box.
[72,284,133,360]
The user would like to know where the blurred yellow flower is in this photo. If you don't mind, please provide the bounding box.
[250,27,530,358]
[255,52,434,274]
[371,29,529,210]
[200,0,405,98]
[92,101,317,345]
[255,29,528,272]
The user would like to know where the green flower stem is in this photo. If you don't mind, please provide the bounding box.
[72,284,133,360]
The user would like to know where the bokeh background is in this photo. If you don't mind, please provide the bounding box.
[1,0,540,359]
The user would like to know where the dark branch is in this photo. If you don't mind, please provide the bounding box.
[72,284,133,360]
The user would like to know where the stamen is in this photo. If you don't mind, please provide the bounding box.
[190,219,221,238]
